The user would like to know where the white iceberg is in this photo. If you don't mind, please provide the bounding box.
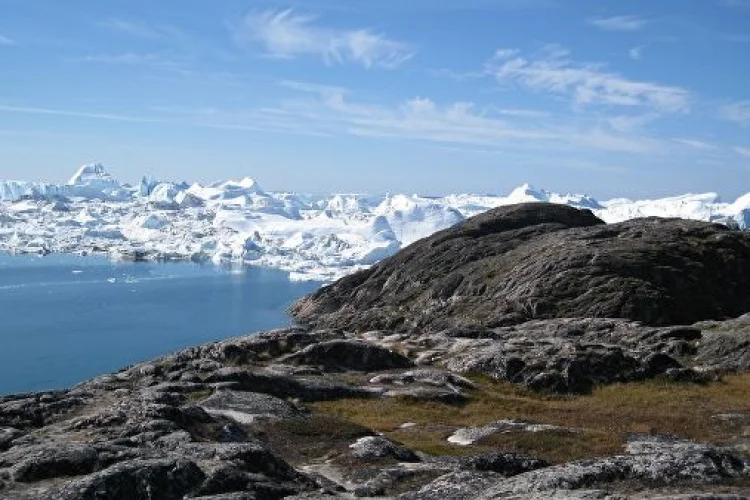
[0,163,748,281]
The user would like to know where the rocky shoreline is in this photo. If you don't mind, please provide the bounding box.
[2,204,750,499]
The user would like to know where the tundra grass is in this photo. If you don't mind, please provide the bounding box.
[313,373,750,464]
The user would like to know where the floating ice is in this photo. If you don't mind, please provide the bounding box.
[0,163,748,281]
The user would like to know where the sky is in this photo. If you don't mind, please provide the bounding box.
[0,0,749,199]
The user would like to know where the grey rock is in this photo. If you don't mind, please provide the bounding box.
[291,203,750,331]
[2,444,98,482]
[432,452,550,476]
[447,420,572,446]
[200,390,302,424]
[370,369,476,390]
[280,339,414,372]
[360,318,721,393]
[476,437,748,497]
[0,428,22,451]
[44,458,206,500]
[204,367,379,401]
[348,436,420,462]
[0,391,88,429]
[384,386,469,404]
[192,465,311,499]
[398,471,504,500]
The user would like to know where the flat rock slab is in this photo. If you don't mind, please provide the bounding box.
[448,420,573,446]
[200,390,301,424]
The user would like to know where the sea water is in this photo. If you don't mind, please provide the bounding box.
[0,253,321,394]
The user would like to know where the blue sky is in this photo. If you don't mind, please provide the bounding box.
[0,0,749,199]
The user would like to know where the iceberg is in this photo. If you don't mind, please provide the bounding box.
[0,163,748,281]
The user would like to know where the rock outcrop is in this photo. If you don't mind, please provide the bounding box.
[291,203,750,332]
[1,325,749,498]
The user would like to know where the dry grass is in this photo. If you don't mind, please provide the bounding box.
[185,389,213,403]
[313,373,750,464]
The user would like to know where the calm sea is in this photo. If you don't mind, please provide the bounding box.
[0,253,321,395]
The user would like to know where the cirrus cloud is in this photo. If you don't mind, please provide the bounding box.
[487,46,691,113]
[589,15,650,31]
[234,9,414,69]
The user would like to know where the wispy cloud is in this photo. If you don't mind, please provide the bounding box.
[719,101,750,125]
[0,80,712,162]
[245,83,667,154]
[99,19,171,39]
[487,46,690,112]
[589,15,650,31]
[674,138,716,150]
[628,45,645,60]
[278,79,348,95]
[734,146,750,158]
[234,9,414,69]
[79,52,189,73]
[0,34,15,46]
[0,104,167,124]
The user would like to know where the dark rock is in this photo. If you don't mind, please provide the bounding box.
[641,352,683,378]
[658,326,703,341]
[384,387,469,404]
[291,203,750,331]
[0,428,22,452]
[46,458,206,500]
[441,452,550,476]
[179,441,308,483]
[193,465,308,499]
[4,444,98,482]
[281,339,414,372]
[204,368,379,401]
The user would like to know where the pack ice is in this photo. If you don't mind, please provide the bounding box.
[1,164,748,281]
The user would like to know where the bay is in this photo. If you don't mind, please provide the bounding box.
[0,253,321,395]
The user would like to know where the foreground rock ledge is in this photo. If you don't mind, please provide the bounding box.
[291,203,750,331]
[1,321,749,499]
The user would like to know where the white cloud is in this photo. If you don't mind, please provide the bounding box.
[235,9,414,69]
[719,101,750,125]
[628,45,645,60]
[589,15,650,31]
[253,83,667,154]
[487,46,690,112]
[0,104,167,124]
[0,34,15,46]
[734,146,750,157]
[80,52,188,72]
[674,138,716,150]
[99,19,169,39]
[278,80,348,95]
[607,114,658,132]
